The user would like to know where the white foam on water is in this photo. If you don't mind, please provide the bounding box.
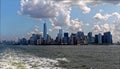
[56,58,69,62]
[0,49,68,69]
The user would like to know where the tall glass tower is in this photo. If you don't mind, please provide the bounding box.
[43,23,47,41]
[58,29,63,43]
[58,29,62,40]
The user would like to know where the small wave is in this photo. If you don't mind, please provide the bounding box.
[0,48,68,69]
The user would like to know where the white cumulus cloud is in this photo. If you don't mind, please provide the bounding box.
[93,12,120,42]
[68,18,83,32]
[18,0,120,42]
[94,13,111,20]
[19,0,59,18]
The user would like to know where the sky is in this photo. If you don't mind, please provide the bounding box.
[1,0,120,43]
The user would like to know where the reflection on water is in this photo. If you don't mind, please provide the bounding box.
[0,45,120,69]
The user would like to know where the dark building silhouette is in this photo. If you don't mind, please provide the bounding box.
[70,33,77,45]
[43,23,47,44]
[77,31,85,44]
[103,32,112,44]
[18,38,27,45]
[95,33,102,44]
[87,32,95,44]
[57,29,63,44]
[63,32,69,45]
[95,35,98,44]
[29,34,41,45]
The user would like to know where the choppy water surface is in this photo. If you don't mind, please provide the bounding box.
[0,45,120,69]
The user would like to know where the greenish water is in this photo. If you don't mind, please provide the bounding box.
[0,45,120,69]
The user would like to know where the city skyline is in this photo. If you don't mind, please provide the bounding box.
[1,0,120,43]
[1,22,113,45]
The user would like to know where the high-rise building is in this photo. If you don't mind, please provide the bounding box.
[95,35,98,44]
[63,32,69,44]
[58,29,63,44]
[87,32,92,44]
[43,23,47,42]
[37,35,42,45]
[103,31,112,44]
[70,33,77,45]
[18,38,27,45]
[98,33,102,44]
[77,31,84,44]
[29,34,41,45]
[46,34,52,44]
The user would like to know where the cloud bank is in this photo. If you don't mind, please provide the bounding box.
[93,12,120,42]
[19,0,86,32]
[18,0,120,42]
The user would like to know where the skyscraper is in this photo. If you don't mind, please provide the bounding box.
[70,33,77,45]
[98,33,102,44]
[43,23,47,42]
[63,32,69,44]
[77,31,84,44]
[58,29,63,44]
[95,35,98,44]
[103,31,112,44]
[29,34,41,45]
[87,32,92,44]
